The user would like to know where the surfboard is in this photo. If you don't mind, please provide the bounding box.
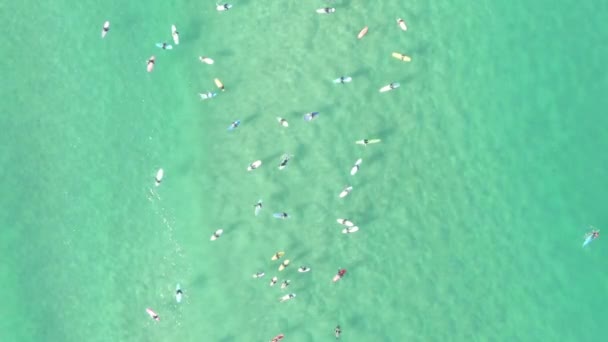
[147,56,155,72]
[350,158,362,175]
[392,52,412,62]
[155,168,164,186]
[175,284,182,303]
[356,139,381,145]
[278,259,290,271]
[273,213,288,219]
[210,229,223,241]
[269,276,278,286]
[247,160,262,171]
[252,272,265,278]
[397,18,408,31]
[339,186,353,198]
[214,78,225,91]
[156,43,173,50]
[582,235,594,247]
[337,219,354,227]
[271,251,285,260]
[357,26,369,39]
[281,280,290,289]
[298,267,311,273]
[277,117,289,127]
[101,21,110,38]
[199,56,214,64]
[333,270,346,282]
[171,25,179,45]
[342,226,359,234]
[379,83,400,92]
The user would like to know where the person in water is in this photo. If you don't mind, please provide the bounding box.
[592,230,600,239]
[335,325,341,339]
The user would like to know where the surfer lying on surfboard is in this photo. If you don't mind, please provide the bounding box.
[333,76,352,84]
[583,229,600,247]
[356,139,381,146]
[335,325,342,339]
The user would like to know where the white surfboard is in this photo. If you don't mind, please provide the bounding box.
[269,276,278,286]
[298,267,311,273]
[199,56,214,64]
[350,158,362,175]
[339,186,353,198]
[356,139,381,145]
[155,168,164,186]
[210,229,223,241]
[101,21,110,38]
[337,218,355,227]
[247,160,262,171]
[171,25,179,45]
[379,83,400,93]
[277,117,289,127]
[342,226,359,234]
[252,272,265,278]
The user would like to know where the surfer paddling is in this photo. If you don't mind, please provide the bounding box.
[146,308,160,321]
[316,7,335,14]
[101,21,110,38]
[298,266,311,273]
[253,271,265,278]
[217,3,232,11]
[335,325,342,339]
[333,76,352,84]
[147,56,155,72]
[254,200,263,216]
[279,293,296,302]
[270,333,285,342]
[333,269,347,282]
[270,276,278,286]
[175,284,183,303]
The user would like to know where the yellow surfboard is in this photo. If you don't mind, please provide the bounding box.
[278,259,290,271]
[271,251,285,261]
[392,52,412,62]
[214,78,225,91]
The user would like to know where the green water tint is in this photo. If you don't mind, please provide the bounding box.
[2,0,608,341]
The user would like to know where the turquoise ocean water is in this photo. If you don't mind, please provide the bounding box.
[2,0,608,341]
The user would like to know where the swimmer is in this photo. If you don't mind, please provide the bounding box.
[175,284,183,303]
[279,293,296,302]
[316,7,336,14]
[146,308,160,321]
[228,120,241,131]
[273,212,289,219]
[171,25,179,45]
[335,325,341,339]
[332,269,347,282]
[254,200,263,216]
[199,91,217,100]
[269,276,278,286]
[147,56,155,72]
[397,18,408,31]
[270,333,285,342]
[304,112,319,121]
[155,168,164,186]
[278,154,292,170]
[298,266,311,273]
[350,158,362,175]
[277,117,289,127]
[217,3,232,11]
[253,271,265,278]
[101,21,110,38]
[379,82,400,93]
[281,280,290,289]
[337,218,355,227]
[333,76,352,84]
[199,56,215,64]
